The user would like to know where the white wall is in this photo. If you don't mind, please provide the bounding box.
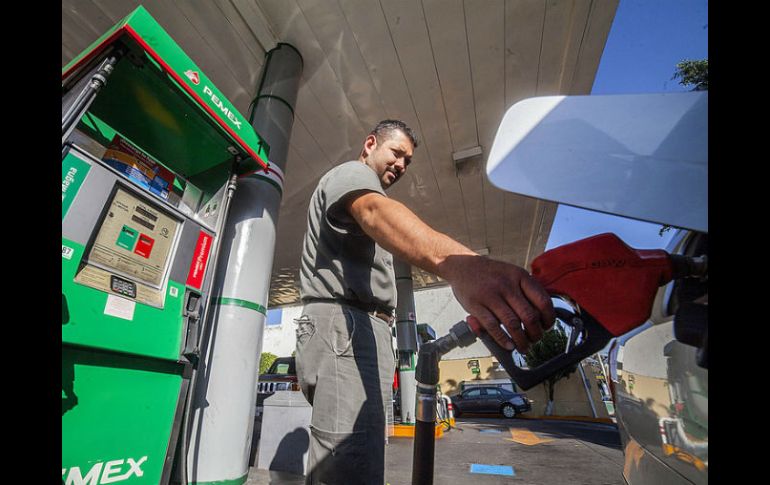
[261,285,493,360]
[411,286,493,360]
[261,305,304,357]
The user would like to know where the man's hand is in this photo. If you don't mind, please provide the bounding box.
[441,256,556,354]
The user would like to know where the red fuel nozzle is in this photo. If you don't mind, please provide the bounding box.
[456,233,704,390]
[531,233,675,337]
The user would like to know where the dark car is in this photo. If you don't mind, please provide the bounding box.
[255,357,298,417]
[450,385,531,418]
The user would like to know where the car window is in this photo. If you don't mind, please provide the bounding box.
[267,358,296,374]
[487,388,501,397]
[465,388,482,398]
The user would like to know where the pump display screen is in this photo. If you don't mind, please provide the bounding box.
[87,187,180,288]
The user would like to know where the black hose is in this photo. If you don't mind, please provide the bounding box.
[62,54,121,142]
[412,419,436,484]
[411,321,477,485]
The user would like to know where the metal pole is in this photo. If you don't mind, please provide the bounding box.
[186,43,302,484]
[578,362,598,418]
[595,352,610,397]
[395,259,420,425]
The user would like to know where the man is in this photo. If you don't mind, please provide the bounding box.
[296,120,555,484]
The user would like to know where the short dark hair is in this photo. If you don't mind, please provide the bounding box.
[370,120,418,148]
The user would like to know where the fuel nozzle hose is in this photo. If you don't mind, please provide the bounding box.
[412,321,476,485]
[669,254,708,280]
[62,50,124,143]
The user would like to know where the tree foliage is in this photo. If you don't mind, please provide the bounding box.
[658,58,708,236]
[259,352,278,375]
[672,59,708,91]
[523,324,579,414]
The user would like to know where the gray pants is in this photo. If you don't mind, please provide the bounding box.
[295,301,396,485]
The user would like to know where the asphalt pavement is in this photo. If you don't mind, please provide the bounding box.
[247,416,625,484]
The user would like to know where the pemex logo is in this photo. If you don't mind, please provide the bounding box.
[184,70,200,85]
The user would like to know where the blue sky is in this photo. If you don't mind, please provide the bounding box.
[545,0,708,252]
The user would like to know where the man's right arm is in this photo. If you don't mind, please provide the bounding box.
[346,191,555,353]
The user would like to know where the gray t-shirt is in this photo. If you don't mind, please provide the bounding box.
[299,161,396,309]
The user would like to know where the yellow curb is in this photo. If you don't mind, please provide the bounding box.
[517,415,614,424]
[391,423,445,439]
[662,444,707,472]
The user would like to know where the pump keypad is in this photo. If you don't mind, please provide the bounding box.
[111,275,137,299]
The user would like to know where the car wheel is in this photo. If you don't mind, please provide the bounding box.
[501,404,517,419]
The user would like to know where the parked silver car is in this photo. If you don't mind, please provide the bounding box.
[608,229,707,484]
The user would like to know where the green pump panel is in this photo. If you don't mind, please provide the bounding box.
[61,7,269,484]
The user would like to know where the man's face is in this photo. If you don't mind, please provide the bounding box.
[362,130,414,189]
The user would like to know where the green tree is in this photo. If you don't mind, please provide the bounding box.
[672,58,708,91]
[259,352,278,374]
[523,324,578,415]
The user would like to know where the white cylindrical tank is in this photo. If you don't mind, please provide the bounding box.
[186,43,302,484]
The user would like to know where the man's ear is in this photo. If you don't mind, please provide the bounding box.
[363,134,378,157]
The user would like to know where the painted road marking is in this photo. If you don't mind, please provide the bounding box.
[479,429,502,434]
[506,428,555,445]
[470,464,515,476]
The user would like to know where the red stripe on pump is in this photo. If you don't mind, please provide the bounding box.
[186,231,213,290]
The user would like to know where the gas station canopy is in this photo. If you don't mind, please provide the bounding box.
[63,1,620,306]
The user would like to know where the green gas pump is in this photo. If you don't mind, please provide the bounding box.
[61,7,269,484]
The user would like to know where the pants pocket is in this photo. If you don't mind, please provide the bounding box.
[330,309,356,357]
[294,315,317,404]
[295,315,316,346]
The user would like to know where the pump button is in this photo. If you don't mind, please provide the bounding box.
[110,275,137,299]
